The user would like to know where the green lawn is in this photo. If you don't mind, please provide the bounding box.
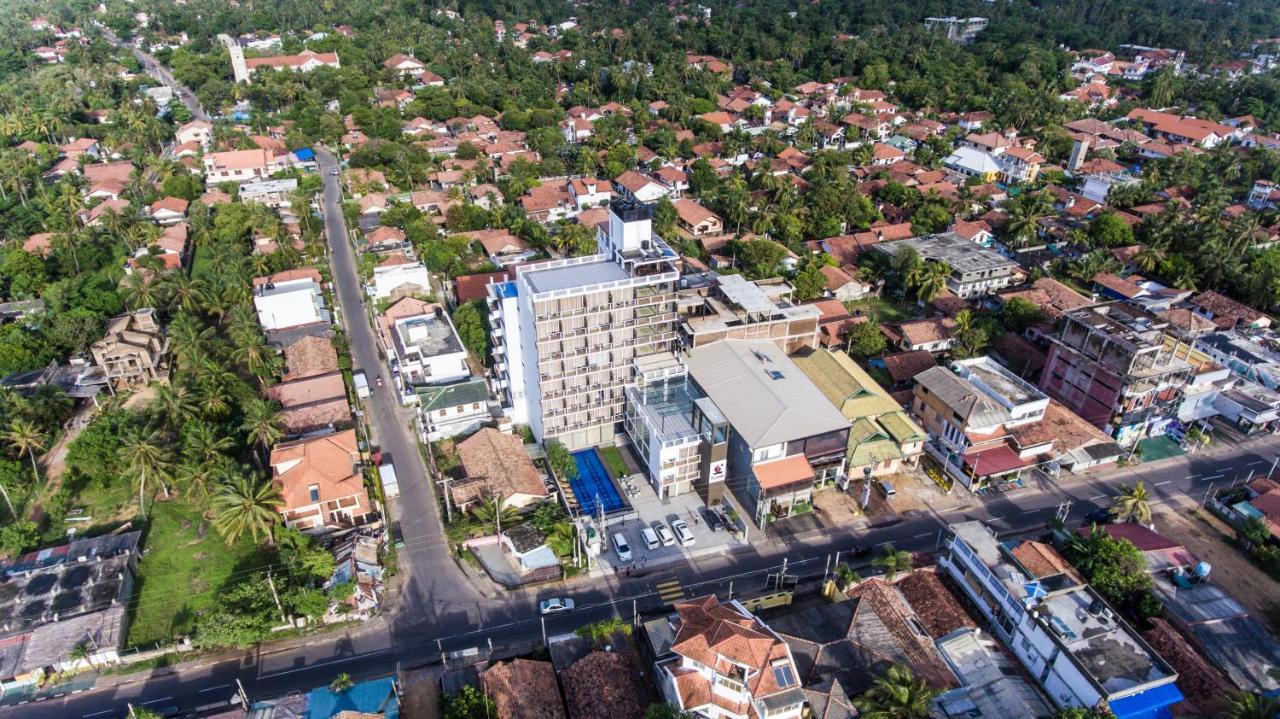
[844,297,915,323]
[126,500,271,648]
[190,244,216,280]
[597,446,629,479]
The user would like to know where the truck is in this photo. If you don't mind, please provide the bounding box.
[353,370,371,399]
[378,461,400,499]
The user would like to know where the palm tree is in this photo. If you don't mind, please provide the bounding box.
[471,495,519,534]
[211,475,283,545]
[241,398,283,464]
[905,261,951,303]
[330,672,354,692]
[4,419,46,503]
[872,543,914,581]
[152,384,197,427]
[174,460,225,506]
[854,664,938,719]
[119,427,174,516]
[1224,690,1280,719]
[185,422,234,466]
[1111,482,1152,525]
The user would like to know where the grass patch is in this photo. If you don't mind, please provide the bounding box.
[126,500,271,648]
[597,446,629,479]
[844,297,915,323]
[190,244,216,280]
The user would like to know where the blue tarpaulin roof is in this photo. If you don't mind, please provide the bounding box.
[1108,682,1183,719]
[307,675,398,719]
[294,147,316,161]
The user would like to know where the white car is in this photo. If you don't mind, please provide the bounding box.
[612,532,633,562]
[671,519,695,546]
[641,526,661,551]
[655,523,676,547]
[539,597,575,615]
[329,167,340,176]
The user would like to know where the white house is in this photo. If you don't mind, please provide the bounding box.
[386,305,471,389]
[614,170,670,203]
[369,255,432,299]
[175,119,212,148]
[253,270,326,330]
[203,149,286,184]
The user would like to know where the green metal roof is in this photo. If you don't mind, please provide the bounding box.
[879,411,926,444]
[415,377,490,411]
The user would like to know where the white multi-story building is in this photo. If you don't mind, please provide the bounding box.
[387,306,470,389]
[938,522,1183,718]
[486,199,679,449]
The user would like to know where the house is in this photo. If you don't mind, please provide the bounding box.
[939,522,1183,718]
[281,335,339,382]
[175,119,212,148]
[254,269,326,331]
[267,371,350,437]
[1008,400,1122,474]
[913,358,1053,491]
[561,651,646,719]
[23,232,54,257]
[673,199,723,237]
[382,302,470,391]
[269,429,374,533]
[202,148,285,183]
[657,595,807,719]
[147,196,188,225]
[89,308,168,387]
[884,317,958,353]
[460,229,535,267]
[994,278,1092,340]
[882,350,937,390]
[245,49,340,74]
[415,377,491,441]
[793,349,926,478]
[1040,303,1194,445]
[479,659,566,719]
[451,428,550,510]
[369,255,432,299]
[998,147,1045,184]
[874,233,1020,299]
[676,274,821,355]
[944,146,1002,182]
[383,53,425,76]
[816,266,866,301]
[1126,109,1232,148]
[686,340,851,525]
[614,171,669,203]
[1187,290,1270,330]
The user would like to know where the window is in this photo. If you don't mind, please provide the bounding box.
[772,661,796,688]
[472,403,481,410]
[308,484,320,503]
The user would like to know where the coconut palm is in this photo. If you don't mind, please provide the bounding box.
[854,664,938,719]
[4,419,46,491]
[211,475,283,545]
[241,397,283,464]
[174,459,227,505]
[119,427,174,516]
[1111,481,1152,525]
[872,543,914,581]
[184,422,234,466]
[471,495,519,534]
[905,261,951,303]
[152,384,197,426]
[68,641,96,670]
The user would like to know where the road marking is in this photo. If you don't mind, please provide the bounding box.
[1203,474,1224,482]
[259,649,393,679]
[1022,509,1040,515]
[1089,495,1107,501]
[140,696,173,706]
[82,710,113,718]
[200,684,231,693]
[655,578,685,603]
[912,532,932,538]
[1154,481,1171,486]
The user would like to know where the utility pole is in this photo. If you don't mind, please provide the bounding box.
[266,569,286,623]
[632,598,638,627]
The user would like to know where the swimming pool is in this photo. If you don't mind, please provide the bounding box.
[569,448,627,517]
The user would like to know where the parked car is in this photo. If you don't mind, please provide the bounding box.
[612,532,632,562]
[641,526,661,551]
[700,507,725,532]
[878,479,897,499]
[1083,507,1114,525]
[655,523,676,546]
[539,597,575,615]
[671,519,695,546]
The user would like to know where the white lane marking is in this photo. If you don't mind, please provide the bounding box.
[81,710,113,718]
[1203,474,1224,482]
[1154,481,1171,486]
[199,684,231,693]
[913,532,932,538]
[1089,495,1107,501]
[140,696,173,706]
[258,648,393,678]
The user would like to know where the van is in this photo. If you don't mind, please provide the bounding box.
[612,532,633,562]
[353,370,371,399]
[640,527,660,551]
[878,479,897,499]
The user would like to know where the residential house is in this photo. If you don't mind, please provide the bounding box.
[254,269,327,331]
[657,595,807,719]
[382,302,470,391]
[874,233,1020,299]
[383,53,425,76]
[793,348,926,478]
[884,317,958,353]
[245,49,340,74]
[561,651,646,719]
[281,335,339,382]
[1040,303,1194,445]
[450,428,550,510]
[89,308,168,387]
[175,119,212,148]
[267,370,350,437]
[673,199,724,237]
[939,522,1183,718]
[415,377,491,441]
[614,170,669,203]
[369,254,432,300]
[269,429,374,532]
[147,196,188,225]
[202,148,286,183]
[479,659,566,719]
[817,266,867,301]
[1187,290,1271,330]
[461,229,535,267]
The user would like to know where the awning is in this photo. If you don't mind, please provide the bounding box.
[1107,682,1183,719]
[753,454,816,492]
[962,445,1031,477]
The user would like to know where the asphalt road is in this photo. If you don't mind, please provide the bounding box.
[8,153,1280,717]
[101,28,208,122]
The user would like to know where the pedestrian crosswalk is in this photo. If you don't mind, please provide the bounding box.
[655,577,685,604]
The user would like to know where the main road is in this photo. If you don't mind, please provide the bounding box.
[100,26,208,122]
[7,149,1280,717]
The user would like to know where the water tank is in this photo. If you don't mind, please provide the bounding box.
[1194,561,1212,579]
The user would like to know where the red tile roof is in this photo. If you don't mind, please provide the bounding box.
[479,659,566,719]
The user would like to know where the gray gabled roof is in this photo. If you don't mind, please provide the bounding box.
[914,365,1012,427]
[686,340,850,448]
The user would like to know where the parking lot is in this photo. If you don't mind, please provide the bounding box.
[591,472,746,576]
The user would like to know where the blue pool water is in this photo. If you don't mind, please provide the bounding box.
[569,449,626,516]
